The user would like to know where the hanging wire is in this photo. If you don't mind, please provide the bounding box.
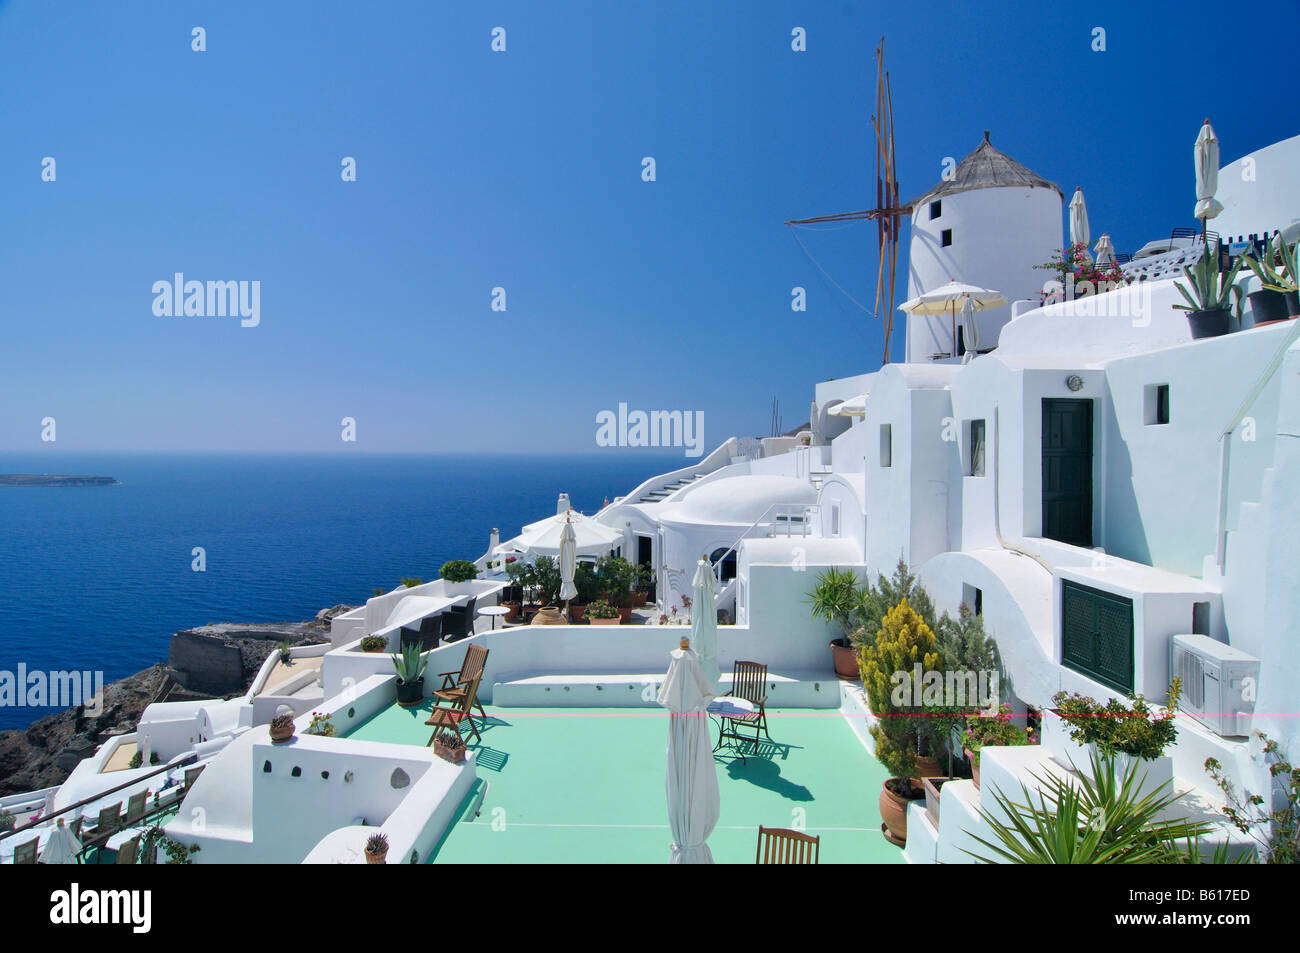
[787,223,878,318]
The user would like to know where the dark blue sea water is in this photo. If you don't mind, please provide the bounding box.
[0,451,683,731]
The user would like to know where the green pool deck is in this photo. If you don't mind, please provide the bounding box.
[346,701,902,864]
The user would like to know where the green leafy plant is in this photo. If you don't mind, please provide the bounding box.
[634,562,655,590]
[573,560,602,604]
[400,577,425,588]
[359,635,388,652]
[439,560,479,583]
[1173,250,1245,316]
[0,808,15,832]
[859,598,942,778]
[595,555,638,606]
[371,587,388,597]
[278,640,292,665]
[530,556,562,606]
[128,750,144,769]
[1034,242,1127,302]
[1205,732,1299,864]
[391,644,429,683]
[851,558,937,649]
[963,703,1036,767]
[306,711,336,737]
[806,567,861,645]
[1243,234,1299,294]
[1052,680,1181,761]
[586,598,620,619]
[140,826,201,864]
[966,746,1229,864]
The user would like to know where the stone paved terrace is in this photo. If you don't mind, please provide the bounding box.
[345,701,901,864]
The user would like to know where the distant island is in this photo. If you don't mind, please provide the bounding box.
[0,474,119,487]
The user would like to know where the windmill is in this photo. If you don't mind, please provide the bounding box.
[785,37,907,364]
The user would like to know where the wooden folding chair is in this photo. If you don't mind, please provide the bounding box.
[719,660,770,752]
[425,674,482,747]
[81,803,123,860]
[12,838,39,865]
[184,765,205,791]
[755,826,819,864]
[125,791,147,825]
[433,644,489,728]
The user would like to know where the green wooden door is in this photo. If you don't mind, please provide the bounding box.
[1061,580,1133,693]
[1042,398,1093,547]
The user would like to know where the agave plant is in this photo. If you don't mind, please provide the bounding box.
[391,643,428,683]
[1174,248,1245,316]
[964,746,1239,864]
[1243,233,1299,294]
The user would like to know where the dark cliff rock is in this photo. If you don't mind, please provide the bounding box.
[0,607,353,798]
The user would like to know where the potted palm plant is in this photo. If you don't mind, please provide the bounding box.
[1243,234,1300,326]
[392,644,428,707]
[807,567,863,679]
[1174,248,1245,338]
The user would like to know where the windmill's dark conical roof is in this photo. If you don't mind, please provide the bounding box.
[912,131,1062,206]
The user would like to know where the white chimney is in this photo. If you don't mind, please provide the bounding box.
[489,527,500,551]
[557,492,570,515]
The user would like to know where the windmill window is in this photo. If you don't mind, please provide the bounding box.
[969,419,986,476]
[879,424,892,468]
[1144,384,1170,425]
[929,200,942,220]
[941,228,953,247]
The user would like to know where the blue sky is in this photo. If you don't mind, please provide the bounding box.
[2,0,1296,454]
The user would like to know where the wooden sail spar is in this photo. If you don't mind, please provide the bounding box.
[785,38,907,364]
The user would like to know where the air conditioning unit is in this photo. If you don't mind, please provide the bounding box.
[1169,634,1260,738]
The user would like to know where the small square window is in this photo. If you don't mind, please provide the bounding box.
[968,419,986,476]
[929,200,942,220]
[879,424,892,468]
[1144,384,1170,425]
[941,228,953,247]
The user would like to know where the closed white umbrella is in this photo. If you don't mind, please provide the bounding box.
[1094,234,1116,267]
[960,297,979,364]
[1070,187,1092,262]
[691,557,721,685]
[656,638,719,864]
[141,735,152,768]
[558,517,578,610]
[39,819,81,865]
[1195,119,1224,244]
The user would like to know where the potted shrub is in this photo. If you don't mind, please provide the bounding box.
[439,559,479,584]
[633,562,655,606]
[306,712,335,736]
[432,730,467,764]
[597,555,639,622]
[392,644,429,707]
[1174,248,1245,338]
[1243,234,1300,326]
[1050,680,1181,801]
[359,635,388,653]
[807,567,863,679]
[962,703,1037,789]
[587,599,621,625]
[859,598,946,846]
[530,556,562,619]
[269,713,295,744]
[502,559,528,621]
[277,640,292,665]
[400,577,424,588]
[364,832,389,865]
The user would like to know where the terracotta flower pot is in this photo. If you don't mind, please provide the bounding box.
[829,639,859,680]
[270,722,295,744]
[965,749,980,789]
[913,755,943,780]
[879,778,923,847]
[365,846,388,865]
[617,607,633,624]
[589,616,620,626]
[501,601,521,622]
[568,603,587,624]
[434,740,467,763]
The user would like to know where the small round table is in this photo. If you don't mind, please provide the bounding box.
[478,605,509,630]
[706,696,757,763]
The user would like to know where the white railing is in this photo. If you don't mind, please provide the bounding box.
[711,501,821,583]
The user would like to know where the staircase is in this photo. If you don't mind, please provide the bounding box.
[636,473,704,504]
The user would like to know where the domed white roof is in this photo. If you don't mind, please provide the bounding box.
[674,475,817,525]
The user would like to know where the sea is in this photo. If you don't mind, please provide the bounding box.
[0,451,685,731]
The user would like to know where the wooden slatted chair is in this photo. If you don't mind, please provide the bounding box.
[433,644,489,729]
[115,835,140,865]
[125,791,148,826]
[755,826,820,864]
[183,765,205,791]
[720,660,770,751]
[425,674,482,747]
[12,838,40,865]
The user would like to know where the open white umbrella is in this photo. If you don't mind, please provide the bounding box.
[899,281,1006,359]
[691,557,721,685]
[516,510,622,557]
[827,394,868,417]
[558,517,578,610]
[1070,187,1092,262]
[40,819,82,865]
[1195,119,1224,243]
[1094,234,1116,267]
[656,638,719,864]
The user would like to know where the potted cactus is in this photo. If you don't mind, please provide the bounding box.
[392,644,429,707]
[1174,248,1245,338]
[1243,234,1300,326]
[364,832,389,864]
[269,712,295,744]
[432,730,467,764]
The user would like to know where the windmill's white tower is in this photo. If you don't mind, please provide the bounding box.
[905,132,1063,362]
